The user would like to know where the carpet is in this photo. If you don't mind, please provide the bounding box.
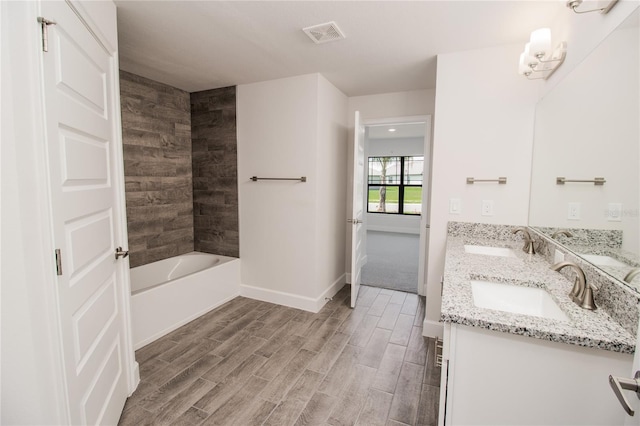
[361,230,419,294]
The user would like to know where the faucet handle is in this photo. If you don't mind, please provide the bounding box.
[580,283,598,310]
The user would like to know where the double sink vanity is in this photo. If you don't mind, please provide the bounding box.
[437,222,639,425]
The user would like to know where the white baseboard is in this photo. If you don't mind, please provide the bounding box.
[345,272,351,284]
[422,319,444,338]
[241,274,346,313]
[367,225,420,235]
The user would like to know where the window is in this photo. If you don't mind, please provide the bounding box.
[367,156,424,215]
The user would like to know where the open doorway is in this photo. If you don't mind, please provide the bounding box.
[360,118,431,294]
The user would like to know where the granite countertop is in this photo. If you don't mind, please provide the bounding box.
[440,235,636,354]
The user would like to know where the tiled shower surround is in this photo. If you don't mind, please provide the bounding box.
[120,71,239,267]
[120,71,194,268]
[191,87,239,258]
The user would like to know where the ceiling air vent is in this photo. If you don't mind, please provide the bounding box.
[302,21,345,44]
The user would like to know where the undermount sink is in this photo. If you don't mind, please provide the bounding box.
[578,254,628,268]
[464,245,517,258]
[471,280,569,322]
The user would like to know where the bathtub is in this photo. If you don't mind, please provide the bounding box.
[130,252,240,349]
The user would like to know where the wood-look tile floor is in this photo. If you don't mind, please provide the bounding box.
[118,285,440,426]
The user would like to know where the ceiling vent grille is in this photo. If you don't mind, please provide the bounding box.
[302,21,345,44]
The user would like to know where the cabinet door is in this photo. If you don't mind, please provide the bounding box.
[445,325,630,425]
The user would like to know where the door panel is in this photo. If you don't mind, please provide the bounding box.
[350,111,365,307]
[41,1,129,424]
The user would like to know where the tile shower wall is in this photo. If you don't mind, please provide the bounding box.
[120,71,194,268]
[190,87,239,257]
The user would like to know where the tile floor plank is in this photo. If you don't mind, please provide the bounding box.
[356,388,394,426]
[388,362,425,425]
[372,343,407,394]
[389,314,415,347]
[294,392,338,426]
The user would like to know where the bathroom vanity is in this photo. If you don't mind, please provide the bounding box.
[438,223,637,425]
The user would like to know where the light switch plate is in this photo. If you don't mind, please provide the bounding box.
[607,203,622,222]
[481,200,494,216]
[568,202,581,220]
[449,198,461,214]
[554,249,565,264]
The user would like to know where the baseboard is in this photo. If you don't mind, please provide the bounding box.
[345,272,351,284]
[241,274,346,313]
[367,225,420,235]
[422,319,444,338]
[133,292,239,350]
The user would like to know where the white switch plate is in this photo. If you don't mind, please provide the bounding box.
[481,200,494,216]
[449,198,461,214]
[568,202,581,220]
[607,203,622,222]
[554,249,565,264]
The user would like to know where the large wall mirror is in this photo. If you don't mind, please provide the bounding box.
[529,8,640,291]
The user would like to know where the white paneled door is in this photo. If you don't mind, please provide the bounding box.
[40,1,131,424]
[350,111,366,308]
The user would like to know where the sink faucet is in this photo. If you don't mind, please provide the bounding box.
[551,229,573,239]
[551,261,597,310]
[624,268,640,284]
[513,227,536,255]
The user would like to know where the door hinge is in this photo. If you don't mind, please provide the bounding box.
[37,17,57,52]
[54,249,63,276]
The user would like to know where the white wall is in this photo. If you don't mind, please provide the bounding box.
[1,2,68,423]
[346,90,436,278]
[315,75,348,299]
[424,43,539,336]
[237,73,347,311]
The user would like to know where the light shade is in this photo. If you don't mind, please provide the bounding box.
[518,52,530,75]
[523,43,538,67]
[530,28,552,57]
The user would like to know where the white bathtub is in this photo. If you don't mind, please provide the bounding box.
[130,252,240,349]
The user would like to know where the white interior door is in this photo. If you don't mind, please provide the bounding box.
[41,2,131,424]
[350,111,366,307]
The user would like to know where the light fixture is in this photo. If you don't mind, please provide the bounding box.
[388,128,397,132]
[518,28,566,80]
[566,0,619,14]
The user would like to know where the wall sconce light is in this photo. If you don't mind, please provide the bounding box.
[518,28,567,80]
[566,0,619,14]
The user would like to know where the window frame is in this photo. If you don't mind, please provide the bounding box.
[367,155,423,215]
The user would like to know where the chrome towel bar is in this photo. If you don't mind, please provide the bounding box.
[250,176,307,182]
[556,177,605,185]
[466,177,507,184]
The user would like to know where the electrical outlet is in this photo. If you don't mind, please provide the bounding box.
[481,200,494,216]
[607,203,622,222]
[568,202,581,220]
[449,198,461,214]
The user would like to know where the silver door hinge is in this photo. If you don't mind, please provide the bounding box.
[54,249,63,276]
[37,17,56,52]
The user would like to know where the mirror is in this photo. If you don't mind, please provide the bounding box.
[528,9,640,291]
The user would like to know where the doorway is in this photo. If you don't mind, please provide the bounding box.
[360,118,431,294]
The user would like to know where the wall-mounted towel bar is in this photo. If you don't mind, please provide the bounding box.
[556,177,605,185]
[250,176,307,182]
[466,177,507,184]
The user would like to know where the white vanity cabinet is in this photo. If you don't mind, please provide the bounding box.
[438,323,632,426]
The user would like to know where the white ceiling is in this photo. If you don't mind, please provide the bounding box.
[367,122,425,139]
[115,1,563,96]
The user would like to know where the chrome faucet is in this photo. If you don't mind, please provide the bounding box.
[551,261,597,310]
[551,229,573,239]
[624,268,640,284]
[512,227,536,255]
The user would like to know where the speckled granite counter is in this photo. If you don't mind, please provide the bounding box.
[440,228,636,354]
